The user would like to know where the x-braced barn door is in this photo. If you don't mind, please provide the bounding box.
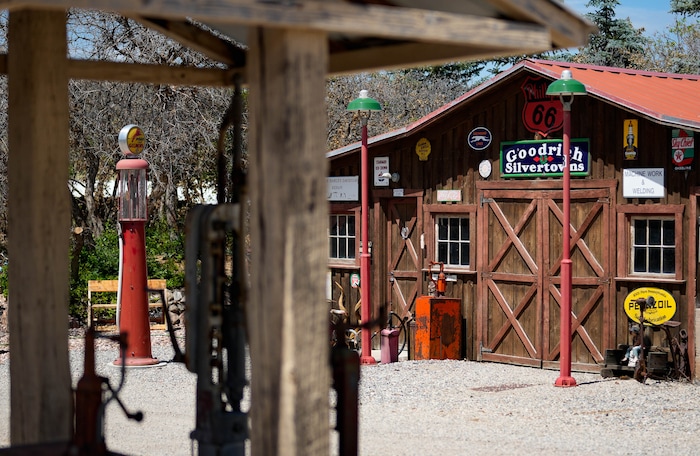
[476,182,613,371]
[386,198,422,323]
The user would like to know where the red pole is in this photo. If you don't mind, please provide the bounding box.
[114,220,158,366]
[359,121,376,365]
[555,100,576,387]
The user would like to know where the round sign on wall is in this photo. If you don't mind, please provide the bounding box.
[467,127,492,151]
[623,287,676,326]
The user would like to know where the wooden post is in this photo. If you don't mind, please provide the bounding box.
[7,9,72,445]
[247,27,330,455]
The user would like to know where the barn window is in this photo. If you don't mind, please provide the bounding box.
[436,216,470,267]
[329,214,356,260]
[631,217,675,275]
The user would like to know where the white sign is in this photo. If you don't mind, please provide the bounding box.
[327,176,359,201]
[622,168,665,198]
[374,156,389,186]
[437,190,462,202]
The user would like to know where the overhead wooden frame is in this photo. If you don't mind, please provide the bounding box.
[0,0,596,78]
[0,0,596,453]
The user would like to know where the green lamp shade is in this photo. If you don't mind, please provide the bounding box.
[347,89,382,112]
[546,70,587,96]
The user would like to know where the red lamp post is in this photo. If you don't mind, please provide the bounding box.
[114,125,158,366]
[347,90,382,365]
[547,70,586,387]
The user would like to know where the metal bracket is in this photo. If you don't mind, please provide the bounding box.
[480,196,494,207]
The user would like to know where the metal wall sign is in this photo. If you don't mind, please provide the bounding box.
[623,287,676,325]
[467,127,492,150]
[521,76,562,135]
[622,168,665,198]
[327,176,359,201]
[374,156,390,186]
[672,129,694,171]
[500,138,591,178]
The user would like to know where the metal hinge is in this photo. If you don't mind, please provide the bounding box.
[480,196,494,207]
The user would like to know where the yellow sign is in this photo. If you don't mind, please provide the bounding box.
[623,119,638,160]
[415,137,431,161]
[118,124,145,155]
[623,287,676,325]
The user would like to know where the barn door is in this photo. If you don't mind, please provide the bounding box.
[477,184,612,371]
[386,198,423,321]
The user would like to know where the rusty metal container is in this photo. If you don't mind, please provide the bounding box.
[414,296,462,360]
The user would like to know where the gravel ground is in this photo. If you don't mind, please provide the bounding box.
[2,330,700,455]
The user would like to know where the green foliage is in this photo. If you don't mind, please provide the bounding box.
[145,219,185,289]
[639,17,700,73]
[69,220,185,322]
[671,0,700,16]
[576,0,650,68]
[0,262,7,296]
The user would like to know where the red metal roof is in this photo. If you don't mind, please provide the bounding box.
[522,59,700,130]
[328,58,700,158]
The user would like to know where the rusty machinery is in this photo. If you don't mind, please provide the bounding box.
[183,204,248,456]
[0,329,144,456]
[633,296,690,383]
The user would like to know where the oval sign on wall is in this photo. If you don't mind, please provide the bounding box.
[623,287,676,325]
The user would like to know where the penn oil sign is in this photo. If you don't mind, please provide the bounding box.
[623,287,676,325]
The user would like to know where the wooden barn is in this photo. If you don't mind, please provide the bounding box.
[327,59,700,376]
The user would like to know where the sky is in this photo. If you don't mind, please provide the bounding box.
[565,0,678,36]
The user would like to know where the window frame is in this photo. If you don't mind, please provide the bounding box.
[424,204,477,273]
[616,204,684,281]
[329,203,360,269]
[630,216,676,276]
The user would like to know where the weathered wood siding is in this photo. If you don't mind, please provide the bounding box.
[329,69,697,373]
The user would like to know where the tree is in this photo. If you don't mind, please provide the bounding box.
[633,17,700,74]
[671,0,700,15]
[326,63,483,150]
[574,0,650,68]
[66,11,237,243]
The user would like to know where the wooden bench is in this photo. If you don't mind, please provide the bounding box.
[87,279,168,331]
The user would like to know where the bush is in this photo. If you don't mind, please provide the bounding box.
[70,220,185,322]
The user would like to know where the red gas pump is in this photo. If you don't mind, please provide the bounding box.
[113,125,158,366]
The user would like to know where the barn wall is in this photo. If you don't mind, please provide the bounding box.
[329,69,697,372]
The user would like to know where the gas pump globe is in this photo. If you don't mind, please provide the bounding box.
[114,125,158,366]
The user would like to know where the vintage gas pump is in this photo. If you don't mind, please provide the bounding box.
[114,125,158,366]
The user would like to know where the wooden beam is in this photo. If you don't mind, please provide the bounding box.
[127,15,246,66]
[7,9,72,445]
[488,0,597,48]
[68,58,241,86]
[0,54,239,86]
[247,26,330,456]
[0,0,560,48]
[329,41,547,76]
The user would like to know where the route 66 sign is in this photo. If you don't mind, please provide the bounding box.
[521,76,562,135]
